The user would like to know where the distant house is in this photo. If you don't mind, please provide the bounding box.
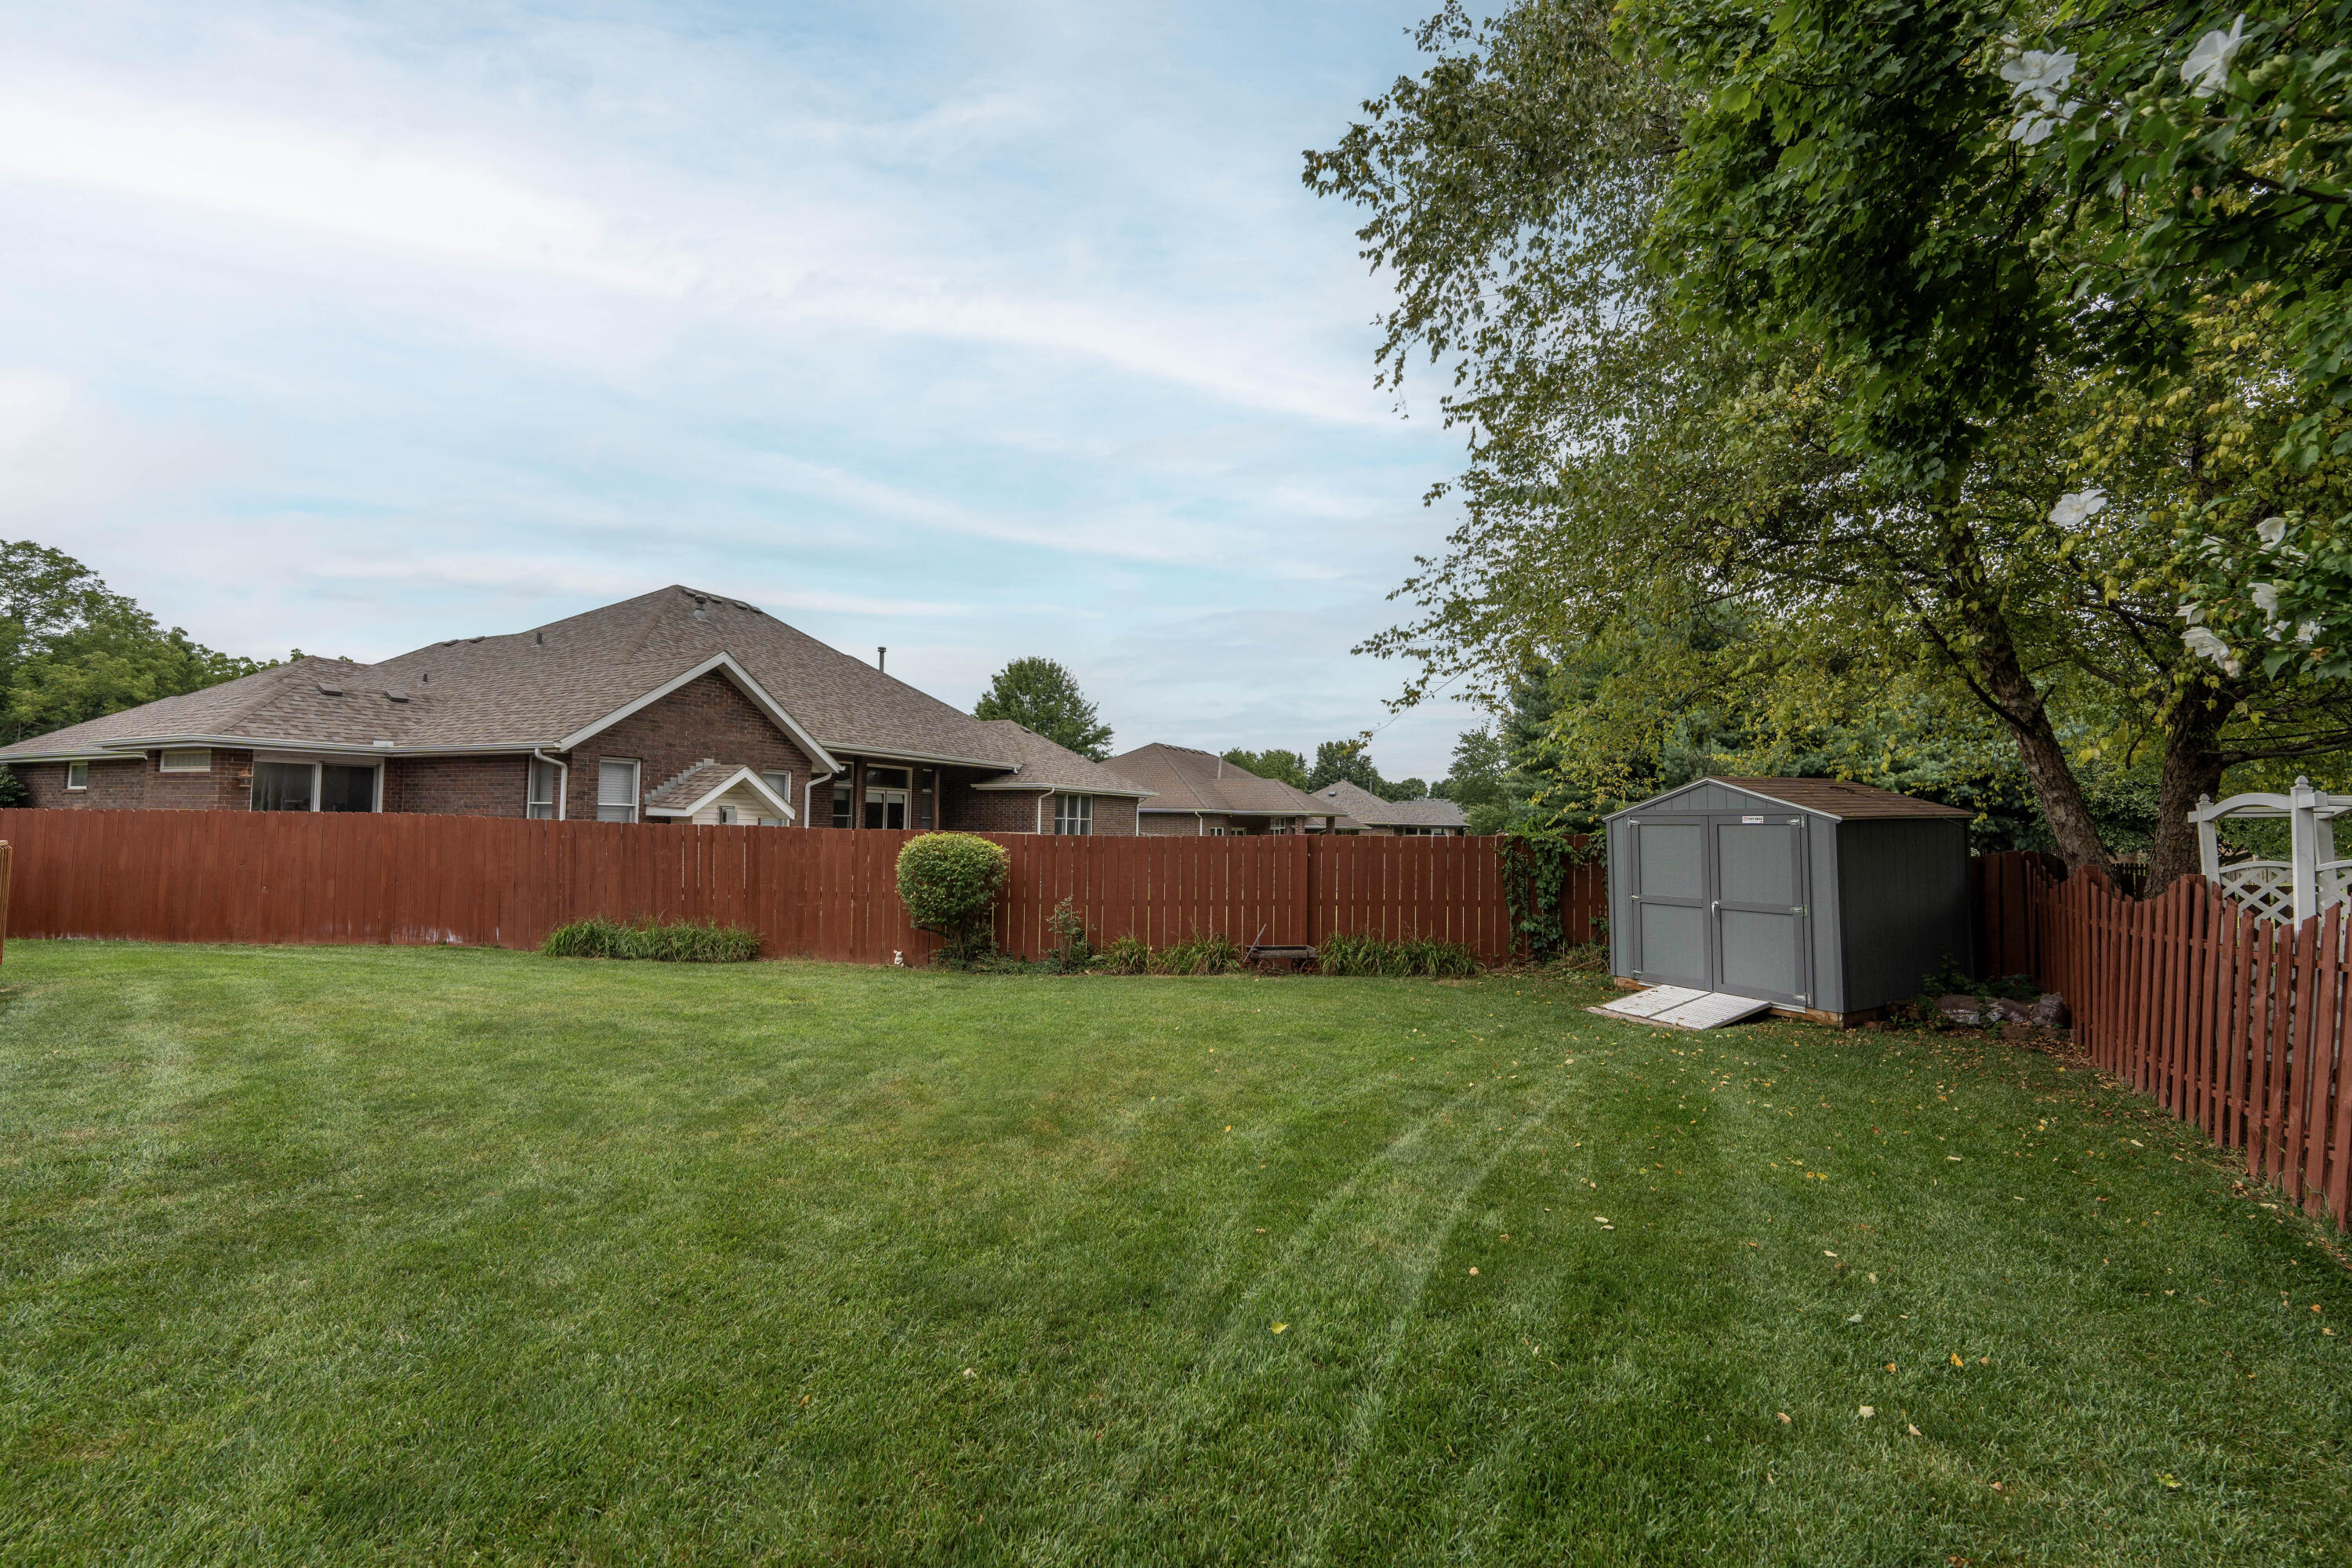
[0,586,1153,833]
[1311,779,1468,837]
[1105,744,1331,836]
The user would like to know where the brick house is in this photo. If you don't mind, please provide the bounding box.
[1104,744,1333,836]
[0,586,1152,833]
[1309,779,1468,836]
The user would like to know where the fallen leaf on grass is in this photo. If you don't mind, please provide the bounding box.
[2159,1473,2183,1490]
[1885,1362,1898,1372]
[1951,1353,1965,1367]
[1468,1267,1479,1276]
[1907,1423,1922,1436]
[1858,1406,1876,1419]
[1271,1323,1287,1334]
[1777,1412,1791,1425]
[1846,1312,1864,1323]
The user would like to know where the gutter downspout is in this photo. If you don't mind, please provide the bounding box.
[806,769,835,830]
[530,748,568,820]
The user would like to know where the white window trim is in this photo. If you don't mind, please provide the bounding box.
[65,760,89,791]
[158,747,212,773]
[596,757,641,824]
[526,757,564,820]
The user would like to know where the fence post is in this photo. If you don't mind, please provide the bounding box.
[0,838,10,966]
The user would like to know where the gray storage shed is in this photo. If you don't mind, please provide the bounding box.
[1605,777,1973,1022]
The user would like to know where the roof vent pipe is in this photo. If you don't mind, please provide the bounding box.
[535,630,543,645]
[877,646,887,673]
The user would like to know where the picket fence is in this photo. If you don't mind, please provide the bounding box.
[1979,851,2352,1231]
[0,808,1603,966]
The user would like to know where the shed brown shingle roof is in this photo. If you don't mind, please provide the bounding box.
[1708,777,1975,820]
[0,586,1145,798]
[1105,744,1325,817]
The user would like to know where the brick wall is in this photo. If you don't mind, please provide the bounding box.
[944,784,1049,833]
[13,749,256,810]
[567,672,815,822]
[385,756,531,818]
[1088,796,1138,836]
[1141,810,1228,835]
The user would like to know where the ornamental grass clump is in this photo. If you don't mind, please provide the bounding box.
[1316,932,1477,978]
[895,833,1010,964]
[541,916,760,963]
[1147,931,1243,976]
[1092,934,1150,975]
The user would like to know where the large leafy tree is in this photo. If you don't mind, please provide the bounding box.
[0,541,266,749]
[1309,0,2351,889]
[1220,746,1312,789]
[972,657,1113,760]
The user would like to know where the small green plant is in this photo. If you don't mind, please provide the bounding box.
[1092,934,1150,975]
[1317,932,1479,978]
[1047,898,1094,973]
[1149,931,1244,976]
[896,833,1009,964]
[541,916,760,962]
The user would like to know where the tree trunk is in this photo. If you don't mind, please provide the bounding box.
[1932,514,2118,881]
[1972,636,2118,880]
[2147,688,2230,897]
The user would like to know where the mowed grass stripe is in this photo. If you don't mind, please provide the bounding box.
[0,942,2345,1566]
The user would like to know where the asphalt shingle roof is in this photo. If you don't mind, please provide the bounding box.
[0,586,1147,798]
[1310,779,1469,829]
[1105,745,1326,817]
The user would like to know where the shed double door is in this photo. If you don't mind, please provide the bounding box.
[1628,812,1813,1007]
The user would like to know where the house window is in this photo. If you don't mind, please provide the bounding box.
[320,764,376,813]
[865,766,909,829]
[159,748,211,773]
[66,760,89,791]
[527,759,561,820]
[597,759,640,823]
[833,781,854,828]
[1054,795,1093,835]
[252,760,314,811]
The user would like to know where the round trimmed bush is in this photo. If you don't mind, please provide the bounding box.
[895,833,1009,959]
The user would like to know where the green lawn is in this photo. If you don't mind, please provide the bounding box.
[2,942,2346,1566]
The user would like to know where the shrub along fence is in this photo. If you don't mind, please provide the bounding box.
[0,808,1603,967]
[1978,850,2352,1232]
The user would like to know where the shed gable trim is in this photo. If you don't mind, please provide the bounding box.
[1603,778,1829,822]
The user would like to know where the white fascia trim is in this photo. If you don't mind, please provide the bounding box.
[24,735,543,760]
[557,653,840,774]
[643,766,798,822]
[832,746,1022,771]
[974,781,1155,798]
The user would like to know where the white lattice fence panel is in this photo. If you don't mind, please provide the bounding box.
[2218,862,2299,924]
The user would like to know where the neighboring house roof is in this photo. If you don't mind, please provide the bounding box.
[968,721,1152,797]
[0,586,1149,799]
[1602,775,1974,822]
[1105,744,1327,817]
[642,760,797,820]
[1310,779,1469,830]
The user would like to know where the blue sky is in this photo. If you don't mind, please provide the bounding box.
[0,0,1486,781]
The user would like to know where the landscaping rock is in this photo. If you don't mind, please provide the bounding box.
[1936,995,1991,1026]
[2031,993,2069,1029]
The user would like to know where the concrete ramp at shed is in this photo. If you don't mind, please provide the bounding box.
[1591,986,1774,1031]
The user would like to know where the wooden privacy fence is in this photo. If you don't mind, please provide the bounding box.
[0,809,1604,967]
[1980,851,2352,1231]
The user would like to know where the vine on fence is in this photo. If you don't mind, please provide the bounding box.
[1495,833,1600,960]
